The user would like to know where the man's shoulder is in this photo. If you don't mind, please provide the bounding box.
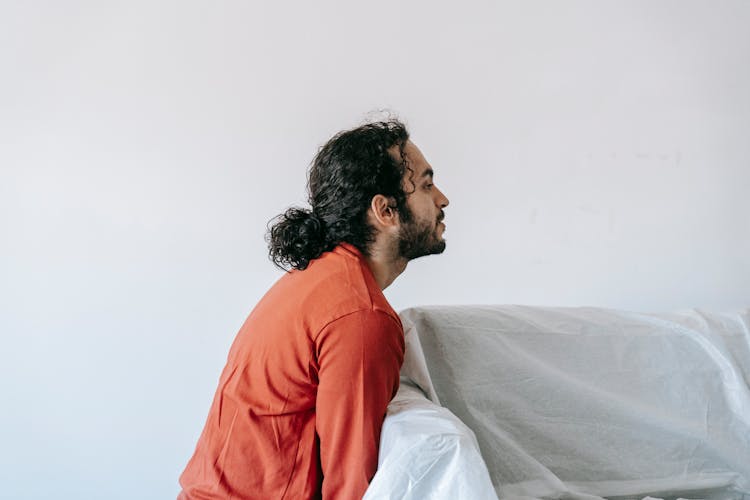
[278,245,399,324]
[232,245,402,359]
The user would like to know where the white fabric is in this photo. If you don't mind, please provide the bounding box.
[363,381,497,500]
[369,305,750,500]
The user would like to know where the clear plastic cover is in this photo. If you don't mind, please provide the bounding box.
[368,305,750,500]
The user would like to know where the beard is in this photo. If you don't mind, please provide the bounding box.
[397,209,446,261]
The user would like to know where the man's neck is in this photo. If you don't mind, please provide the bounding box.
[363,249,407,290]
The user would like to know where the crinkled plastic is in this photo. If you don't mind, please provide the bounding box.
[364,381,497,500]
[367,305,750,500]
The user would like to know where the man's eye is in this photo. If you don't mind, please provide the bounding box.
[425,184,433,189]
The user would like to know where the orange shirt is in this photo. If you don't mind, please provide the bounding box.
[178,243,405,499]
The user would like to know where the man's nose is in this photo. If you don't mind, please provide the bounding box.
[435,186,449,208]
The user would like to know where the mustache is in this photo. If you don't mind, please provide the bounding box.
[437,210,445,222]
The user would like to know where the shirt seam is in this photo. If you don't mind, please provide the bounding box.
[311,308,402,344]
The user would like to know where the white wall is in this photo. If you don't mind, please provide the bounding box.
[1,1,748,498]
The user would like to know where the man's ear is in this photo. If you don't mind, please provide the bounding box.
[368,194,399,229]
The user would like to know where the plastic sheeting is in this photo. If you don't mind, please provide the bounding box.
[364,382,497,500]
[368,305,750,500]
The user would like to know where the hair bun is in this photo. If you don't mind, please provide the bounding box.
[267,207,329,270]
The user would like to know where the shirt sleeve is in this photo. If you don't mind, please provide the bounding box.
[314,309,405,499]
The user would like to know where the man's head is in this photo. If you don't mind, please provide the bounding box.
[267,119,448,270]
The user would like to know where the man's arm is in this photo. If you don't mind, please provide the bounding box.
[314,309,405,499]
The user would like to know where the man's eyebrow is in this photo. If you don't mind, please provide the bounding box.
[421,168,434,179]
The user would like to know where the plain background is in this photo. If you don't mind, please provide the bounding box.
[2,1,749,499]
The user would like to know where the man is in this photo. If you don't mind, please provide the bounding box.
[178,119,449,499]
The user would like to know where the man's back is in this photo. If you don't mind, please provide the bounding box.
[179,244,404,499]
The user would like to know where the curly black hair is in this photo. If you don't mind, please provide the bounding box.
[267,120,412,271]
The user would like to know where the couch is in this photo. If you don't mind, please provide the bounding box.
[364,305,750,500]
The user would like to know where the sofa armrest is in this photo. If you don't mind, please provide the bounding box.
[364,381,497,500]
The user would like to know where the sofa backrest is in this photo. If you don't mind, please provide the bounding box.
[399,305,750,499]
